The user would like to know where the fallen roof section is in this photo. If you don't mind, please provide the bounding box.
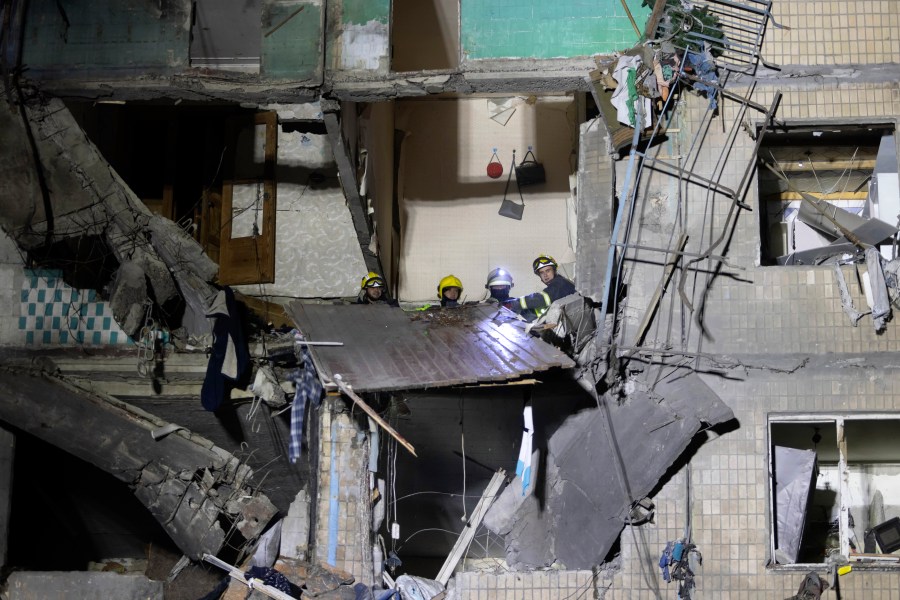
[0,367,277,561]
[485,369,734,569]
[287,303,575,392]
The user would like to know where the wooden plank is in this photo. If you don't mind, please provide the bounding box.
[287,303,574,392]
[435,469,506,585]
[763,191,869,202]
[203,554,297,600]
[333,375,417,457]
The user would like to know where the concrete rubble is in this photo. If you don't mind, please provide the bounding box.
[2,0,900,598]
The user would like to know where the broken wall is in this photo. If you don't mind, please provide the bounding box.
[261,0,324,82]
[600,1,900,596]
[358,102,398,290]
[22,0,191,78]
[0,230,26,347]
[460,0,649,60]
[327,0,390,74]
[313,399,373,585]
[396,97,577,302]
[451,569,613,598]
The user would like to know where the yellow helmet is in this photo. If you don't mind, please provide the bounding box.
[437,275,463,299]
[532,254,558,274]
[361,271,385,290]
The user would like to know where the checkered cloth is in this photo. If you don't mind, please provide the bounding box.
[288,349,323,463]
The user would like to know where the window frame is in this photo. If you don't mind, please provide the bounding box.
[754,119,899,267]
[766,412,900,570]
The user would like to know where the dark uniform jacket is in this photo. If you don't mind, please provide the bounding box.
[510,275,576,322]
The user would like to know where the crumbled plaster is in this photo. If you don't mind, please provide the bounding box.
[340,22,390,71]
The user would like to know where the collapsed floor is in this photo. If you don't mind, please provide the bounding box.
[4,3,900,600]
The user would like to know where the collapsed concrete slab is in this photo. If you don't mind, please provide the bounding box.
[0,97,218,336]
[485,372,734,569]
[0,367,277,560]
[7,571,164,600]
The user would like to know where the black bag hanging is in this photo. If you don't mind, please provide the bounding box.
[498,150,525,220]
[514,147,546,186]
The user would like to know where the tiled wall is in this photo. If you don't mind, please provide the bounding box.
[314,399,373,585]
[453,569,603,599]
[17,269,131,346]
[609,368,900,599]
[605,38,900,598]
[763,1,900,67]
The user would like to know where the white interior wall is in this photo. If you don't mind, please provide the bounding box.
[391,0,458,72]
[234,128,366,298]
[396,97,577,302]
[359,102,396,290]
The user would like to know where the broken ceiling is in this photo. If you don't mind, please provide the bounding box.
[287,303,576,392]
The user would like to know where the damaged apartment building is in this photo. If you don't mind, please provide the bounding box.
[3,0,900,598]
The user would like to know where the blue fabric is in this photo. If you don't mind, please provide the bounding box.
[659,541,673,582]
[684,50,719,110]
[201,287,249,411]
[288,348,323,463]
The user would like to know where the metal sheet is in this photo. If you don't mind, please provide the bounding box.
[287,303,575,392]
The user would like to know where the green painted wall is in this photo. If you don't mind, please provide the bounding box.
[23,0,190,75]
[341,0,389,25]
[261,1,323,80]
[461,0,650,59]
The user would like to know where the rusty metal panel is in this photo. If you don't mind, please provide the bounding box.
[287,303,575,392]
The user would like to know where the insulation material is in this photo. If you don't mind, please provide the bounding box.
[396,97,577,302]
[773,446,817,564]
[234,129,365,299]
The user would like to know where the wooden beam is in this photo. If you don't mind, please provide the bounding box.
[321,99,383,275]
[770,159,875,172]
[203,554,297,600]
[436,469,506,585]
[763,191,869,202]
[332,374,416,457]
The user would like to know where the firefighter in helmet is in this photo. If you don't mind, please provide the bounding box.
[505,255,575,321]
[437,275,464,307]
[358,272,390,304]
[485,267,514,303]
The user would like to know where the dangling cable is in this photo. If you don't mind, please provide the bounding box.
[459,395,467,522]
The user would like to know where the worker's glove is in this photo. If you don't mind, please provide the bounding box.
[501,299,520,313]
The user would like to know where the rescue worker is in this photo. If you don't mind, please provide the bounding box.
[357,272,391,304]
[485,267,514,303]
[437,275,463,307]
[505,254,575,321]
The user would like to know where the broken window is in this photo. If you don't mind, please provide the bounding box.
[769,415,900,567]
[189,0,262,74]
[757,124,899,265]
